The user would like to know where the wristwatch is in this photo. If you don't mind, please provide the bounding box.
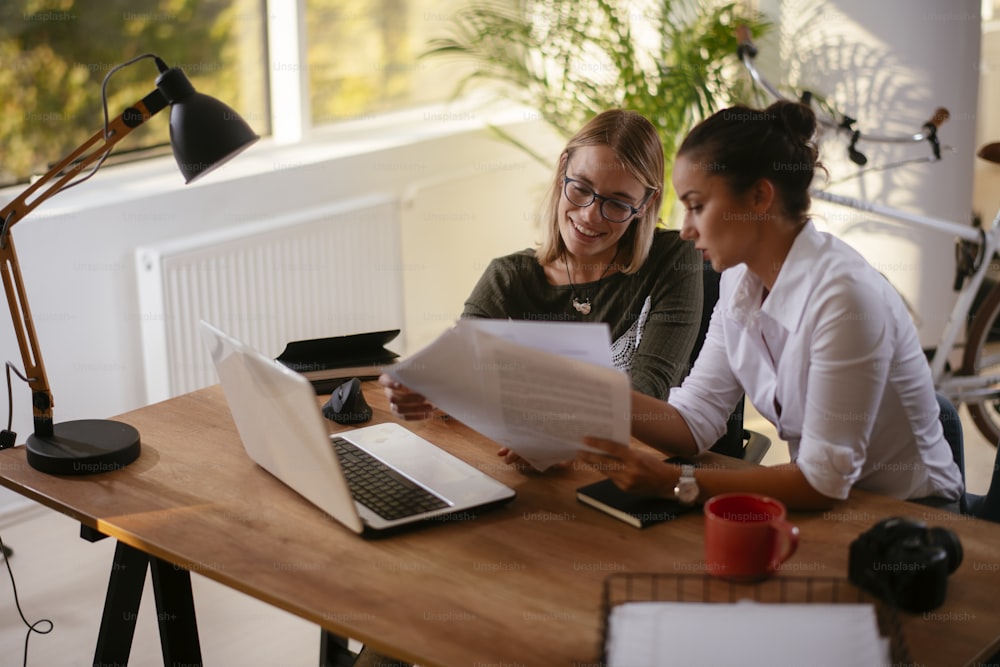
[673,464,699,505]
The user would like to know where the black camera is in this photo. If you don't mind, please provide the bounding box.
[848,517,963,613]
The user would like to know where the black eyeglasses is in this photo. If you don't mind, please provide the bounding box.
[562,176,651,223]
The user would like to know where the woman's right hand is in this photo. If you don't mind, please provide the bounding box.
[378,374,437,421]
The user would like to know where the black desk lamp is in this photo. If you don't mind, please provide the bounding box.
[0,53,259,475]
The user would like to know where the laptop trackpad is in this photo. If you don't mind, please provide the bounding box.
[342,423,486,491]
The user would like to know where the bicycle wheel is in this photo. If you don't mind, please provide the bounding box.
[961,281,1000,446]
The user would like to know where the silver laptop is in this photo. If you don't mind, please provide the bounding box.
[200,321,516,535]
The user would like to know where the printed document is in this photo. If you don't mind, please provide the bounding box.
[386,320,631,470]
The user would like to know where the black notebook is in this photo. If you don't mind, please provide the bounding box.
[576,459,698,528]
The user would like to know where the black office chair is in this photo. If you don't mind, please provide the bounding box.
[935,392,1000,522]
[933,392,1000,520]
[935,394,968,513]
[966,446,1000,522]
[692,261,770,464]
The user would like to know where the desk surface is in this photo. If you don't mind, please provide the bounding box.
[1,384,998,666]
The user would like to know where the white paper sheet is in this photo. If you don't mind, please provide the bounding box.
[387,320,631,470]
[460,319,616,368]
[605,601,891,667]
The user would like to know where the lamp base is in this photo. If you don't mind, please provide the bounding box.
[26,419,140,475]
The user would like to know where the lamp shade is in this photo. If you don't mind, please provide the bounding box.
[155,66,259,183]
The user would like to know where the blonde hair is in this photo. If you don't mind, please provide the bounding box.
[536,109,664,273]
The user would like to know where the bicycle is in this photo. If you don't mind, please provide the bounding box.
[735,26,1000,446]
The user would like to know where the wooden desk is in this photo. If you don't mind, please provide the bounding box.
[0,383,998,666]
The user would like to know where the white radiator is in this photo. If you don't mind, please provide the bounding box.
[135,194,404,404]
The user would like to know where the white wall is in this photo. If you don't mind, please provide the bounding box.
[975,17,1000,222]
[0,103,561,509]
[760,0,982,348]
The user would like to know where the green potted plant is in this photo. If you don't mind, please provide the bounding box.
[424,0,770,214]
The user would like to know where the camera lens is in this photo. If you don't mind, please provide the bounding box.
[928,526,964,573]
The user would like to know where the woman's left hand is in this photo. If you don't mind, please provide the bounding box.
[496,447,572,474]
[576,437,679,498]
[378,374,437,420]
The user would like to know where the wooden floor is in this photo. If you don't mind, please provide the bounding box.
[0,403,995,667]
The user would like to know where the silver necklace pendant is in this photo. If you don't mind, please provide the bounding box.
[564,249,617,318]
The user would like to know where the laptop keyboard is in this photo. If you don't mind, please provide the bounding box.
[332,437,450,521]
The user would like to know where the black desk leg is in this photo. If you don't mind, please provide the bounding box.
[319,633,413,667]
[93,540,147,666]
[149,557,202,666]
[90,538,203,667]
[319,630,358,667]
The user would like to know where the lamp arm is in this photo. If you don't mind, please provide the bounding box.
[0,236,51,435]
[0,88,168,437]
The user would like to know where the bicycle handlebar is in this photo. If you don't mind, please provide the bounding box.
[925,108,950,130]
[735,25,755,56]
[736,26,948,164]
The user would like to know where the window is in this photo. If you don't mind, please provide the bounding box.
[0,0,471,187]
[0,0,269,187]
[305,0,464,124]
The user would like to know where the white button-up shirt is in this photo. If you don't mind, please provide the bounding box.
[669,221,963,501]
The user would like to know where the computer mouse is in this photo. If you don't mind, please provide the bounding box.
[322,377,373,424]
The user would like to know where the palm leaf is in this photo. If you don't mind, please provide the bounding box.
[423,0,771,218]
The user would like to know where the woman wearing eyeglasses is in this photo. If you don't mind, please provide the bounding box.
[461,109,702,399]
[381,110,703,432]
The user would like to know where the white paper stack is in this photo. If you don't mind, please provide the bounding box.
[605,600,891,666]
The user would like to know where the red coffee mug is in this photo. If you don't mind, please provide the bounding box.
[704,493,799,582]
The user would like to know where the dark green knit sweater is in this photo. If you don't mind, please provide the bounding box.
[462,229,703,399]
